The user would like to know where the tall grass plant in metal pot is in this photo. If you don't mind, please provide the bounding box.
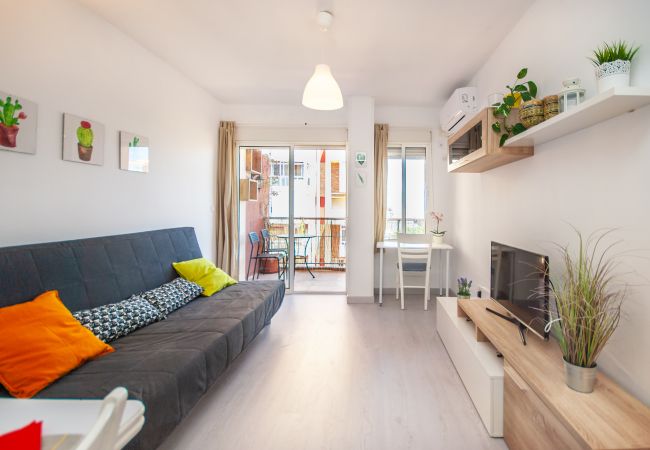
[547,228,625,393]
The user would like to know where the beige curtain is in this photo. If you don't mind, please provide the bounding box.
[215,121,239,277]
[374,124,389,248]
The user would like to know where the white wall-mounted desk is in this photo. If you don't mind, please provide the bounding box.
[376,240,453,305]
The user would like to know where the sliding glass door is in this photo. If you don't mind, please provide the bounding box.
[238,145,346,293]
[291,147,346,293]
[238,146,293,289]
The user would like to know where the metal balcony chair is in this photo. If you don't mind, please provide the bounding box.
[396,233,432,310]
[247,232,285,281]
[260,228,289,262]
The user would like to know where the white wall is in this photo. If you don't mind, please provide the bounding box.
[0,0,220,258]
[224,103,438,128]
[450,0,650,404]
[223,104,345,127]
[346,97,375,302]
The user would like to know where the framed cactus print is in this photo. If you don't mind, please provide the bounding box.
[0,91,38,155]
[119,131,149,173]
[62,113,105,165]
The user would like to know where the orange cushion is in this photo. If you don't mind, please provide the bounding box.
[0,291,114,398]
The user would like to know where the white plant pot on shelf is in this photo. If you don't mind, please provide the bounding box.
[432,233,445,245]
[596,59,631,93]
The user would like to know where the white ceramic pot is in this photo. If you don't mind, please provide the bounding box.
[432,233,444,245]
[595,59,631,93]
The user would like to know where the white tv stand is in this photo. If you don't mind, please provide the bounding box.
[436,297,503,437]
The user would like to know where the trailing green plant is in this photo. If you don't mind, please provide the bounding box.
[457,277,472,297]
[0,97,27,127]
[491,68,538,147]
[546,228,624,369]
[77,121,94,148]
[588,40,640,66]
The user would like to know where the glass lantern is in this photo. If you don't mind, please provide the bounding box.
[558,78,586,112]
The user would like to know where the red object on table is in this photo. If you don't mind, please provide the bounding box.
[0,421,42,450]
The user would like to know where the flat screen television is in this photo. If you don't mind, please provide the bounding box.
[490,241,549,340]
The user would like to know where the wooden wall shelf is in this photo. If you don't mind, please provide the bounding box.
[245,148,262,176]
[457,298,650,450]
[503,87,650,147]
[447,108,533,173]
[239,178,258,201]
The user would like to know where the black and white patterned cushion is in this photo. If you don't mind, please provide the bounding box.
[141,277,203,315]
[73,295,165,343]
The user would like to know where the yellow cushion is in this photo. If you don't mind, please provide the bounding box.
[0,291,114,398]
[173,258,237,296]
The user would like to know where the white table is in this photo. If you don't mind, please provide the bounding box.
[0,397,145,449]
[377,240,453,305]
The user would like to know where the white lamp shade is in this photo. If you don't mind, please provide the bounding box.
[302,64,344,110]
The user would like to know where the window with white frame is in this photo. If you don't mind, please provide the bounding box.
[294,162,305,179]
[385,146,427,240]
[271,161,305,185]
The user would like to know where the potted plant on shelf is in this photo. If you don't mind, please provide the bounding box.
[457,277,472,300]
[0,96,27,148]
[491,68,539,146]
[589,40,640,94]
[547,229,625,393]
[430,211,446,244]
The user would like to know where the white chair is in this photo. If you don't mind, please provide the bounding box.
[396,233,432,310]
[76,387,128,450]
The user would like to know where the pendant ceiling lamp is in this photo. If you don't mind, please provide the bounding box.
[302,11,344,111]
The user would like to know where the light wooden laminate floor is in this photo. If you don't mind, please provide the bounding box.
[159,294,507,450]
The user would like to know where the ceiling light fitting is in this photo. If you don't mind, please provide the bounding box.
[301,10,343,111]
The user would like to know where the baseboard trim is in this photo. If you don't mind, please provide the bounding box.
[374,287,455,296]
[346,295,375,304]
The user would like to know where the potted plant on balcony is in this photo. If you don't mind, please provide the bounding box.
[0,96,27,148]
[457,277,472,300]
[429,212,446,244]
[547,229,625,393]
[589,40,640,93]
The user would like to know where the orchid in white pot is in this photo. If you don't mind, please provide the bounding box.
[430,212,446,244]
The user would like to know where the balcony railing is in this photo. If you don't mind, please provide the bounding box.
[260,217,425,271]
[384,218,426,240]
[265,217,346,270]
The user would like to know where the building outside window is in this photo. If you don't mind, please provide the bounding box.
[271,161,305,185]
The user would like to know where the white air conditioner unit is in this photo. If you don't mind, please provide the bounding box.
[440,87,479,136]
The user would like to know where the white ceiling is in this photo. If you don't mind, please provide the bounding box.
[77,0,534,107]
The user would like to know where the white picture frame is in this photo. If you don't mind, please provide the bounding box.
[354,169,367,187]
[0,91,38,155]
[119,131,149,173]
[62,113,105,165]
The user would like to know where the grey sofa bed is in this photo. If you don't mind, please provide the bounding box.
[0,227,285,449]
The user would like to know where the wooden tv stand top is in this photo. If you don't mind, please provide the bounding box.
[457,299,650,450]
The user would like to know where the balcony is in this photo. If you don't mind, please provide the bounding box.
[250,216,346,292]
[264,216,345,269]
